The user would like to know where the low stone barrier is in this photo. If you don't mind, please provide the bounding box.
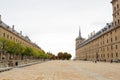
[0,67,13,73]
[0,60,46,73]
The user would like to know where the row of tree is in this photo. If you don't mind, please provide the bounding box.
[0,37,72,60]
[57,52,72,60]
[0,37,51,60]
[47,52,72,60]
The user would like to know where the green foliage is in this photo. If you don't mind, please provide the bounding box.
[0,37,49,59]
[0,37,15,54]
[0,37,72,60]
[58,52,64,59]
[57,52,72,60]
[23,47,33,56]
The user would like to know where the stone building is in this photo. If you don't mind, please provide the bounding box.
[0,15,41,60]
[75,0,120,62]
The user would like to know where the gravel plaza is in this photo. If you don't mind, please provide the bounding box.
[0,60,120,80]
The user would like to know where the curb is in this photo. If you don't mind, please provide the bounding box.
[0,61,46,73]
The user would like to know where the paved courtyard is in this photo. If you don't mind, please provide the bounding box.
[0,60,120,80]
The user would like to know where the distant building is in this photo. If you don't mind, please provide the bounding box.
[75,0,120,62]
[0,15,42,60]
[0,15,42,61]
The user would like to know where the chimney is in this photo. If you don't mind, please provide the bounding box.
[20,31,22,35]
[88,35,90,38]
[12,25,14,30]
[91,32,92,37]
[0,15,1,21]
[93,31,95,35]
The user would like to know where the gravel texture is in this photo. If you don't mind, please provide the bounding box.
[0,60,120,80]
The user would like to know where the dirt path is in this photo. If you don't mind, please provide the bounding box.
[0,60,120,80]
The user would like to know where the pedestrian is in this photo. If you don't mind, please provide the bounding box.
[95,60,97,63]
[15,61,18,66]
[110,60,113,63]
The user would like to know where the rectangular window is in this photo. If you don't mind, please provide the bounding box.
[117,12,119,16]
[117,4,119,8]
[114,7,116,11]
[118,19,120,24]
[10,36,12,40]
[111,46,113,50]
[116,53,118,57]
[111,38,112,42]
[13,38,15,41]
[3,33,5,37]
[107,47,109,51]
[7,35,9,39]
[103,54,105,58]
[111,53,113,58]
[115,36,117,41]
[115,21,117,26]
[114,14,116,18]
[16,39,17,42]
[107,54,109,58]
[116,45,118,49]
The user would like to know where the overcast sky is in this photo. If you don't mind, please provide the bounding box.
[0,0,112,58]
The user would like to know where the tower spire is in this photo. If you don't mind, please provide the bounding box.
[79,26,81,38]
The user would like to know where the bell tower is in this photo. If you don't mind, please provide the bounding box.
[75,27,84,47]
[75,27,85,60]
[111,0,120,27]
